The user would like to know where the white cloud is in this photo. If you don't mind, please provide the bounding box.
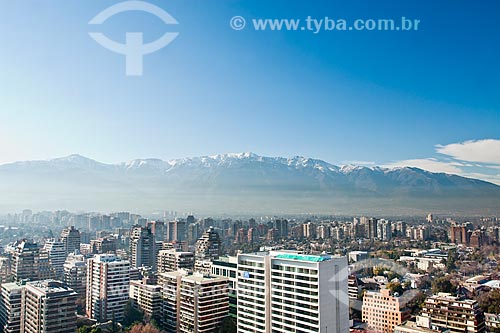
[436,139,500,165]
[459,172,500,185]
[382,158,464,174]
[382,139,500,185]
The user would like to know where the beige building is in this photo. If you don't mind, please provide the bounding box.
[21,280,78,333]
[362,288,410,333]
[10,240,40,281]
[179,273,228,333]
[129,278,162,321]
[63,251,87,298]
[157,249,194,274]
[158,271,228,333]
[420,293,485,333]
[394,320,442,333]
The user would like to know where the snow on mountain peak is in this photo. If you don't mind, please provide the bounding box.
[123,158,167,170]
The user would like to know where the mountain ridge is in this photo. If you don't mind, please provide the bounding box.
[0,152,499,215]
[0,152,477,178]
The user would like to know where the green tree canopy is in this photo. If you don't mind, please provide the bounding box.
[431,276,455,294]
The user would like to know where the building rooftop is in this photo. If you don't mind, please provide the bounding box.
[1,282,24,292]
[182,272,228,284]
[465,275,490,284]
[26,280,78,296]
[159,270,189,278]
[274,253,331,262]
[483,280,500,288]
[93,253,128,264]
[395,320,443,333]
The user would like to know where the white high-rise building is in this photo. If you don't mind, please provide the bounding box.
[211,256,238,321]
[237,251,349,333]
[43,239,66,279]
[86,254,130,323]
[0,282,24,333]
[63,251,87,298]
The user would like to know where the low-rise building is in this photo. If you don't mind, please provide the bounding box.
[362,288,411,333]
[420,293,485,333]
[485,313,500,331]
[394,320,444,333]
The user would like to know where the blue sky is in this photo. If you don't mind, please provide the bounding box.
[0,0,499,183]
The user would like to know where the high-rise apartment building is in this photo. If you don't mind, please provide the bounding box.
[378,220,392,241]
[167,221,186,242]
[362,288,411,333]
[11,240,39,281]
[0,282,24,333]
[158,271,187,333]
[158,271,228,333]
[302,222,316,238]
[368,218,379,239]
[63,251,87,298]
[38,250,55,280]
[42,239,66,279]
[86,254,130,323]
[237,251,349,333]
[187,223,200,244]
[129,278,162,322]
[211,256,238,321]
[21,280,78,333]
[60,226,81,255]
[274,219,289,239]
[90,237,117,254]
[157,249,194,274]
[147,220,166,242]
[186,215,195,225]
[178,273,229,333]
[130,225,156,269]
[195,227,221,261]
[420,293,486,333]
[0,257,11,284]
[194,227,222,274]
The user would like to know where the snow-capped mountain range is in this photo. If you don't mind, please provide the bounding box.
[1,153,499,215]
